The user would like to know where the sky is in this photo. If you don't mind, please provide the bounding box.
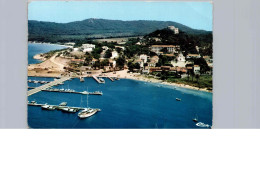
[28,1,213,31]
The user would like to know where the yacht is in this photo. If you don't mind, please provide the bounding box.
[78,93,98,119]
[78,108,98,118]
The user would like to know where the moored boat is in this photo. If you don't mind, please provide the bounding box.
[78,108,98,118]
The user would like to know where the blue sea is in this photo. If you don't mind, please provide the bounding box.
[28,43,67,64]
[28,43,213,129]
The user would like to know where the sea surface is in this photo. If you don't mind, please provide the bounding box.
[28,43,67,64]
[28,43,213,129]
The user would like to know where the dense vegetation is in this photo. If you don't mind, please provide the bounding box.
[28,18,211,43]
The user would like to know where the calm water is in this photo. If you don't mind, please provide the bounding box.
[28,43,67,64]
[28,43,213,129]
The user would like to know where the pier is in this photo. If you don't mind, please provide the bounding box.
[28,101,101,112]
[28,80,51,84]
[27,77,71,96]
[92,76,103,83]
[28,87,102,95]
[108,77,114,82]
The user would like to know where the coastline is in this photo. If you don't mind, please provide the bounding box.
[28,44,212,93]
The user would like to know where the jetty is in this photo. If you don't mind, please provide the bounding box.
[92,76,104,83]
[108,77,114,82]
[28,80,51,84]
[27,87,102,95]
[28,101,101,112]
[27,77,71,96]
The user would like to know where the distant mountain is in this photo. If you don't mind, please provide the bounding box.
[28,18,211,42]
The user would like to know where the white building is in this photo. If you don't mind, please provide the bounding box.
[193,65,200,75]
[150,45,179,54]
[139,54,148,63]
[111,51,119,59]
[167,26,179,34]
[82,44,95,52]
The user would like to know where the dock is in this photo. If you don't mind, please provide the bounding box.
[28,101,101,112]
[27,77,71,96]
[108,77,114,82]
[92,76,103,83]
[28,80,51,84]
[27,87,102,95]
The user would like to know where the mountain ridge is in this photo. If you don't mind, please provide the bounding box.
[28,18,212,42]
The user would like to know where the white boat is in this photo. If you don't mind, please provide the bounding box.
[176,98,181,101]
[41,104,55,110]
[78,108,98,118]
[82,91,89,95]
[80,77,84,82]
[78,92,98,119]
[61,107,77,113]
[196,122,211,128]
[99,78,105,83]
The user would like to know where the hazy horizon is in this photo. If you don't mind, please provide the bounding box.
[28,1,212,31]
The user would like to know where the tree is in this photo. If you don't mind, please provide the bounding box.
[104,49,112,58]
[116,57,126,69]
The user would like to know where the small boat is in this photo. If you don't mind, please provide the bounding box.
[41,104,55,110]
[176,98,181,101]
[61,107,78,113]
[78,92,99,118]
[59,102,67,106]
[99,78,105,83]
[193,115,199,122]
[82,91,89,95]
[78,108,98,118]
[80,77,84,82]
[196,122,211,128]
[93,91,103,95]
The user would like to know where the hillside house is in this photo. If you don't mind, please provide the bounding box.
[150,45,180,55]
[193,65,200,75]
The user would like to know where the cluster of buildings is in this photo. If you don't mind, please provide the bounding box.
[167,26,179,34]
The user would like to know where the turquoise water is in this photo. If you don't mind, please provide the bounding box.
[28,43,213,129]
[28,43,67,64]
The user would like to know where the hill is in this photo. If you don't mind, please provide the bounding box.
[28,18,211,43]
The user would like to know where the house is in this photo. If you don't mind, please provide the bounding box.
[82,44,95,52]
[193,65,200,75]
[139,54,149,63]
[111,51,119,59]
[135,59,144,68]
[167,26,179,34]
[150,45,180,55]
[149,67,162,73]
[102,46,109,51]
[103,66,111,72]
[187,53,201,59]
[148,56,159,67]
[171,53,186,67]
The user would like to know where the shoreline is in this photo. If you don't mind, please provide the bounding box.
[27,73,212,93]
